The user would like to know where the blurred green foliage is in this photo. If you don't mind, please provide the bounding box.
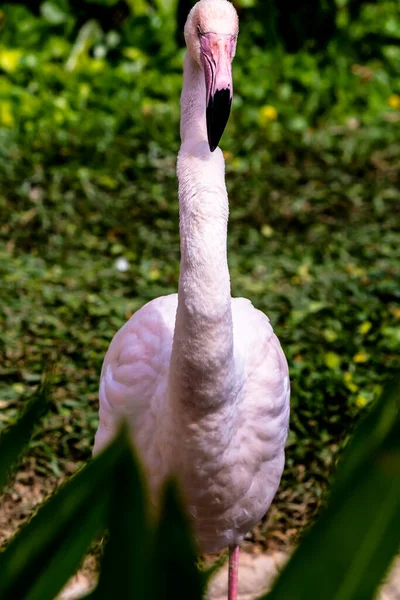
[0,0,399,541]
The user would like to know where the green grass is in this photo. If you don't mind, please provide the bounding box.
[1,123,399,541]
[0,0,399,545]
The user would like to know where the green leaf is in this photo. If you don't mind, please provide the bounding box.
[84,0,119,5]
[153,0,178,17]
[0,381,49,494]
[40,1,69,25]
[150,480,205,600]
[262,379,400,600]
[91,429,150,599]
[125,0,148,14]
[324,351,341,370]
[65,20,103,71]
[0,431,131,600]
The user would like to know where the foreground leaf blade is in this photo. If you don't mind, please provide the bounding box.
[0,432,129,600]
[24,498,107,600]
[92,430,149,600]
[151,480,204,600]
[262,380,400,600]
[0,382,49,494]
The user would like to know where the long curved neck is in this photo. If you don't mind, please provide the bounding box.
[169,53,236,413]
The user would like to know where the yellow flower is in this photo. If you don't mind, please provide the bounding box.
[344,372,358,392]
[358,321,372,335]
[355,395,368,408]
[259,105,278,125]
[0,102,14,127]
[388,94,400,110]
[353,352,369,363]
[0,48,23,73]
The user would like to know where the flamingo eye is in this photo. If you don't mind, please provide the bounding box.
[198,25,204,36]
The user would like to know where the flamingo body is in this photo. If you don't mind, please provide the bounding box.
[94,293,289,552]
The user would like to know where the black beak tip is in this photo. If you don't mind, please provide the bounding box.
[206,88,232,153]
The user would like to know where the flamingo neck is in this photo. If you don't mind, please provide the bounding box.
[180,54,208,145]
[169,53,236,412]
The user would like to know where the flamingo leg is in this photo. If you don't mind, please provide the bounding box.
[228,545,239,600]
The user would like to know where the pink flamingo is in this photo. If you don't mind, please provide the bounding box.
[94,1,290,597]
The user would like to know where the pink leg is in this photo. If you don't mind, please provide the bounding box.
[228,545,239,600]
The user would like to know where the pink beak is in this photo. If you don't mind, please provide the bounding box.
[200,32,236,152]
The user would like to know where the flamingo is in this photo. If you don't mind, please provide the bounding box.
[93,0,290,598]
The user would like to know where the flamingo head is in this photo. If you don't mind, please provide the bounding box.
[184,0,239,152]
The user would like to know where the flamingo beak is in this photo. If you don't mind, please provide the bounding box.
[200,33,235,152]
